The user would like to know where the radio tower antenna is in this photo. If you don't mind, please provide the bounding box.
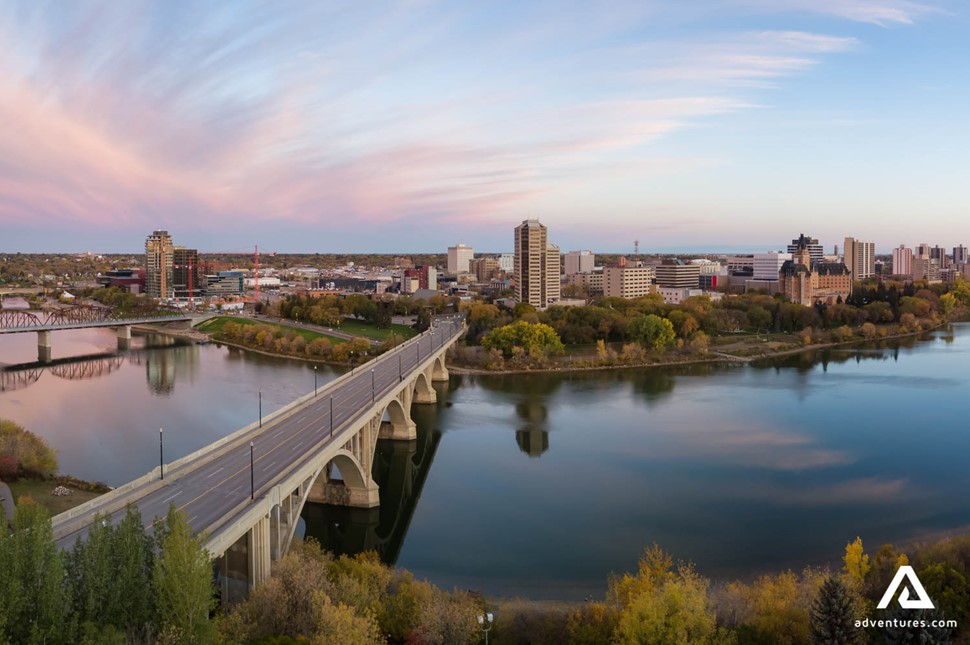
[254,245,259,304]
[634,239,640,258]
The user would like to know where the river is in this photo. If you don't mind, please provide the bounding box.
[1,325,969,599]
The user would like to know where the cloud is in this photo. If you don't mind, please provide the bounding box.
[0,1,940,248]
[738,0,942,26]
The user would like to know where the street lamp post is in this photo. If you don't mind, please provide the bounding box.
[250,441,255,500]
[159,427,164,480]
[314,365,318,396]
[258,390,262,427]
[399,354,403,382]
[330,395,334,437]
[478,613,494,645]
[371,368,375,404]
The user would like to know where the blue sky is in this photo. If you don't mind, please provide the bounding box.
[0,0,966,254]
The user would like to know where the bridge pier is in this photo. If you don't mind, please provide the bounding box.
[116,325,131,349]
[37,330,52,363]
[248,516,272,590]
[308,470,380,508]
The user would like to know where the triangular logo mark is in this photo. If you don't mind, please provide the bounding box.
[876,565,935,609]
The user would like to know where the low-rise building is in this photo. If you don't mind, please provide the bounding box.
[604,265,655,299]
[205,271,245,297]
[655,262,700,289]
[658,287,702,305]
[568,271,604,296]
[912,257,942,283]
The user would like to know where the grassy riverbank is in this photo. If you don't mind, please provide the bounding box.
[450,321,947,375]
[197,315,348,344]
[337,317,418,341]
[8,476,109,515]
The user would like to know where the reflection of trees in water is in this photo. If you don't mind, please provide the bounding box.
[302,386,446,565]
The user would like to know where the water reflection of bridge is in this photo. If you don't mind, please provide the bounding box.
[0,336,198,394]
[302,392,444,564]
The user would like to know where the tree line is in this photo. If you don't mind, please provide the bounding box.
[0,501,214,645]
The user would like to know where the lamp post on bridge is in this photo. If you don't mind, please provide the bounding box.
[371,368,375,404]
[159,427,164,480]
[314,365,318,396]
[330,395,334,437]
[399,354,403,382]
[258,390,262,427]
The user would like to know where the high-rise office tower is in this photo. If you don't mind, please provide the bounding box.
[514,219,560,308]
[145,230,174,299]
[953,245,969,265]
[787,234,823,266]
[447,244,474,274]
[172,247,200,300]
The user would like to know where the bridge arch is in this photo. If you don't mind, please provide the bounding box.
[412,371,436,404]
[378,396,416,441]
[0,310,41,329]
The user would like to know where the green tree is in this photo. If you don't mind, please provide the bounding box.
[918,562,970,623]
[809,577,857,645]
[1,500,71,645]
[628,314,675,351]
[481,321,565,359]
[153,504,216,644]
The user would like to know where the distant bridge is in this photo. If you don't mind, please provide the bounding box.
[0,305,191,361]
[50,317,465,602]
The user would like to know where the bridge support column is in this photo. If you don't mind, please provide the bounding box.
[116,325,131,349]
[248,516,272,590]
[37,330,52,363]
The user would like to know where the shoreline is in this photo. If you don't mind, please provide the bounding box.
[447,322,947,376]
[201,336,358,369]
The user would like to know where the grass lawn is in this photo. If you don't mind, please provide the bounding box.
[197,316,346,344]
[338,318,418,341]
[8,478,105,516]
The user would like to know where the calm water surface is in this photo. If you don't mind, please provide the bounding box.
[2,325,969,599]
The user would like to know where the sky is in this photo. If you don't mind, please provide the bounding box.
[1,0,968,254]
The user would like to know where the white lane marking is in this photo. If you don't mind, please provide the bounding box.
[265,460,277,469]
[206,466,225,478]
[163,491,182,504]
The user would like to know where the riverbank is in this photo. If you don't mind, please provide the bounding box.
[6,475,110,515]
[449,322,946,375]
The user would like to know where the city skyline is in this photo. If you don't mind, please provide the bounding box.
[2,1,968,253]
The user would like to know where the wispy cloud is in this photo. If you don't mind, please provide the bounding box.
[0,0,946,249]
[739,0,942,26]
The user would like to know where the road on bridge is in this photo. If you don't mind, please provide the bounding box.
[53,318,464,550]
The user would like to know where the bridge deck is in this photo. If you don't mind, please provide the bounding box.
[52,319,464,550]
[0,314,192,334]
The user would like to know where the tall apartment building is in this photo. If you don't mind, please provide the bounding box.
[929,245,949,269]
[514,219,560,308]
[447,244,474,274]
[843,237,875,282]
[787,234,823,265]
[753,252,792,281]
[654,262,701,289]
[954,245,969,265]
[603,265,655,299]
[172,247,200,300]
[916,243,931,259]
[892,245,913,276]
[402,265,437,293]
[145,230,174,299]
[564,250,595,276]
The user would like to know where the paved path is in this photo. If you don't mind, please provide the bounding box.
[0,481,14,527]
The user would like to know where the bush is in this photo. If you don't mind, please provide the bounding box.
[0,419,58,478]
